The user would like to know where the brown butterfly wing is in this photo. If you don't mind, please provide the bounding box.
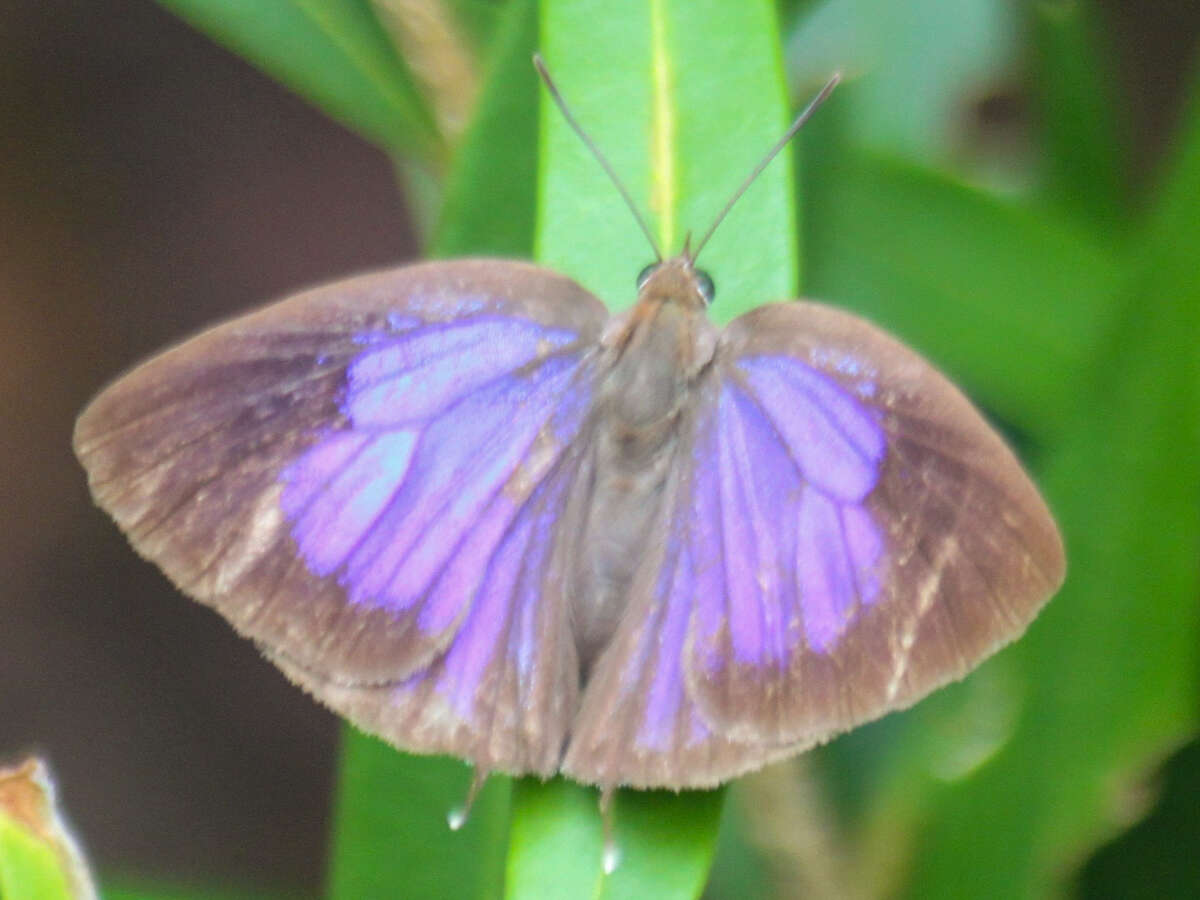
[268,431,599,777]
[564,300,1064,789]
[562,390,799,789]
[75,260,608,689]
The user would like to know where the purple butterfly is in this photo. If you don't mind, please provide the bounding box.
[73,68,1064,813]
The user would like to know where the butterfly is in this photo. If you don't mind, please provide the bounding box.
[73,65,1064,810]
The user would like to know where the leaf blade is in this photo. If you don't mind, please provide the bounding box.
[156,0,442,162]
[896,61,1200,898]
[802,140,1124,438]
[507,1,795,896]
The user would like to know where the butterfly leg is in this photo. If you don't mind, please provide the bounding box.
[447,767,490,831]
[599,786,621,874]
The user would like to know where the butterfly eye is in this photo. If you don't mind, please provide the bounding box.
[695,269,715,304]
[636,263,660,290]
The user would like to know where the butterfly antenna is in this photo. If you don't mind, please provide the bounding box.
[691,72,842,261]
[533,53,663,262]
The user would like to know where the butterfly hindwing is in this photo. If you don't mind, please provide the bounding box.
[74,260,608,698]
[270,433,596,776]
[562,387,791,788]
[565,300,1065,789]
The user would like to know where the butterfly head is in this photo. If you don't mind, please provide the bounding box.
[635,253,715,312]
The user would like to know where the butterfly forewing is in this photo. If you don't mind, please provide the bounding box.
[74,261,608,691]
[697,302,1064,734]
[565,299,1064,789]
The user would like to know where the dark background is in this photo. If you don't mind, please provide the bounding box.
[1,1,414,892]
[0,1,1195,895]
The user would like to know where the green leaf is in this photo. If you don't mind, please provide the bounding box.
[505,781,725,900]
[1,760,97,900]
[893,62,1200,898]
[434,0,542,257]
[327,2,540,897]
[600,788,726,899]
[443,0,509,53]
[328,736,510,900]
[0,818,75,900]
[155,0,442,163]
[1078,737,1200,898]
[537,0,798,318]
[505,780,604,899]
[1027,0,1126,226]
[801,125,1124,438]
[504,1,795,896]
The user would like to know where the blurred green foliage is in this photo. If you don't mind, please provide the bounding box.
[0,760,95,900]
[0,815,75,900]
[95,0,1199,897]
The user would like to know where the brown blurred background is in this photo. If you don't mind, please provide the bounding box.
[0,1,1196,896]
[1,0,414,893]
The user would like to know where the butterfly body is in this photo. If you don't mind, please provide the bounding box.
[574,257,717,672]
[76,254,1064,790]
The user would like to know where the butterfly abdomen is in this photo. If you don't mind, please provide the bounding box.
[571,298,718,677]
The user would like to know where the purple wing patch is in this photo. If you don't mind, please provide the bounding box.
[566,356,889,781]
[279,316,593,637]
[795,489,884,652]
[344,317,579,425]
[688,359,885,671]
[737,355,885,651]
[633,538,702,751]
[403,456,573,719]
[272,441,586,776]
[736,355,884,501]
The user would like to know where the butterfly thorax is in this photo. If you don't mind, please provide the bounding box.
[593,257,716,447]
[572,264,718,676]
